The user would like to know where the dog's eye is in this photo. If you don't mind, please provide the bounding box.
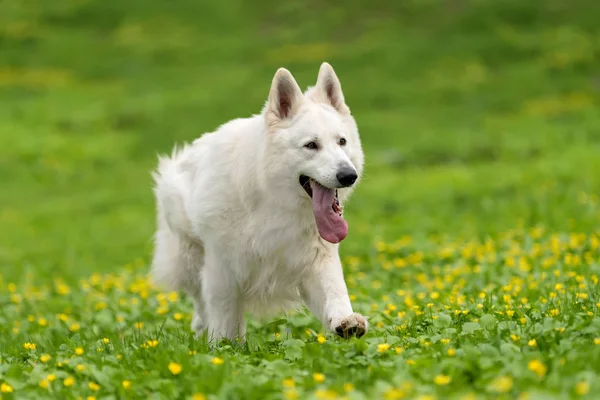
[339,138,347,146]
[304,141,318,150]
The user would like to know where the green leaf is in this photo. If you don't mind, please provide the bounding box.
[266,318,287,328]
[500,342,521,354]
[434,313,452,328]
[282,339,304,361]
[479,314,496,329]
[461,322,481,334]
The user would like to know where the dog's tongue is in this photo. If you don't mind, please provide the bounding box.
[310,180,348,244]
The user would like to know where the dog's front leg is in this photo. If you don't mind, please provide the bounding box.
[301,252,368,338]
[201,250,245,341]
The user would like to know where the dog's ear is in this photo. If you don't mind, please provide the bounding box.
[310,62,350,115]
[265,68,304,127]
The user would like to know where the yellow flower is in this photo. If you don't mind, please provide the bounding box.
[76,364,86,372]
[38,317,48,327]
[575,381,590,396]
[70,323,81,332]
[313,372,325,383]
[122,380,132,389]
[283,378,295,388]
[63,376,75,387]
[528,360,547,377]
[192,394,206,400]
[520,317,527,324]
[174,313,184,321]
[1,383,13,393]
[40,354,52,363]
[134,322,144,329]
[385,388,407,399]
[395,346,404,354]
[528,339,537,347]
[440,338,450,345]
[75,347,84,355]
[594,338,600,345]
[39,379,49,389]
[416,396,436,400]
[87,397,97,400]
[377,343,391,353]
[344,383,355,392]
[157,305,169,315]
[315,389,338,399]
[447,348,456,356]
[317,334,326,344]
[211,357,224,365]
[490,376,513,393]
[406,359,416,365]
[56,282,70,295]
[23,342,36,350]
[167,291,179,302]
[103,338,110,344]
[168,362,182,375]
[47,374,56,382]
[89,382,100,391]
[434,374,451,385]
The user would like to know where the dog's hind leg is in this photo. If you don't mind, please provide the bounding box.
[201,248,245,341]
[151,227,207,335]
[152,148,208,337]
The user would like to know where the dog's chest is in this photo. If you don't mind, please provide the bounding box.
[234,210,318,292]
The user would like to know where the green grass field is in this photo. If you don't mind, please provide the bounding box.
[1,0,600,398]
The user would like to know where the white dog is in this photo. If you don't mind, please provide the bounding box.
[150,62,367,340]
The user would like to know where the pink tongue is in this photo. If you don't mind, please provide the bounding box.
[310,180,348,244]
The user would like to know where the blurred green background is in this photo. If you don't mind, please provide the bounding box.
[1,0,599,281]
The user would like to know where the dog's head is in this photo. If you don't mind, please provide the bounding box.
[262,63,364,244]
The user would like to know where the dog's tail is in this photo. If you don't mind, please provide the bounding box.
[150,145,196,289]
[152,146,194,237]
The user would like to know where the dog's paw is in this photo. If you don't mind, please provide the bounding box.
[331,313,368,339]
[191,313,206,338]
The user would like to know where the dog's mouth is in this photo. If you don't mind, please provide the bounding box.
[299,175,343,215]
[299,175,348,244]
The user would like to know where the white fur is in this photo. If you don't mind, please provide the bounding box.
[151,62,368,340]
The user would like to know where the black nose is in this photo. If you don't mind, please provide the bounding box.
[336,168,358,187]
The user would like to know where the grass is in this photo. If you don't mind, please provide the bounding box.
[1,0,600,398]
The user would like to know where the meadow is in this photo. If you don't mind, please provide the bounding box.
[1,0,600,398]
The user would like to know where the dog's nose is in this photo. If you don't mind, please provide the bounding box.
[336,167,358,187]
